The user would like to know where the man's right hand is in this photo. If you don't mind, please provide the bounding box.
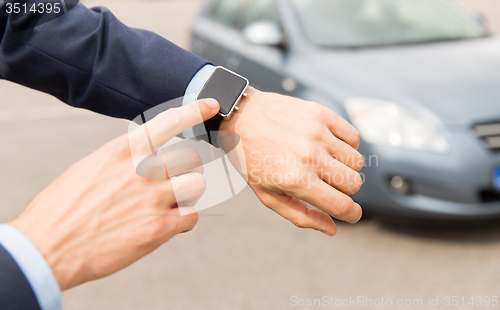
[9,98,220,291]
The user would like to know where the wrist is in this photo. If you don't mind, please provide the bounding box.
[0,223,63,309]
[9,217,82,291]
[219,86,261,133]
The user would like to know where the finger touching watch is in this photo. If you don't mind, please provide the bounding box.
[195,66,249,144]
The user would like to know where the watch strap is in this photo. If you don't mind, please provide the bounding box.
[192,114,224,147]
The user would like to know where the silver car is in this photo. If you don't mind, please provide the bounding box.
[191,0,500,221]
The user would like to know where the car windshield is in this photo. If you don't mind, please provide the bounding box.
[291,0,487,48]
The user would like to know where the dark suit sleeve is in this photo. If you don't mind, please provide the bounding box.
[0,2,210,120]
[0,245,42,310]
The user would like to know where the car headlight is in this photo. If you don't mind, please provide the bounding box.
[345,97,450,153]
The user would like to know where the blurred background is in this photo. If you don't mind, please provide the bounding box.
[1,0,500,309]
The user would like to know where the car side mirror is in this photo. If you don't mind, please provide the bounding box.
[243,20,284,47]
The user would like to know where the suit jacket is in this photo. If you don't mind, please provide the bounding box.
[0,245,42,310]
[0,1,209,119]
[0,2,210,309]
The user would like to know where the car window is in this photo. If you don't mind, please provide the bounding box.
[244,0,281,27]
[212,0,247,28]
[291,0,486,48]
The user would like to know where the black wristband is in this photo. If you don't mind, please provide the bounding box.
[192,115,224,147]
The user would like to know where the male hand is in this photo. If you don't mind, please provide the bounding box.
[219,87,363,236]
[9,98,220,291]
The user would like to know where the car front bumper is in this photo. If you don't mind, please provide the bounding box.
[352,126,500,221]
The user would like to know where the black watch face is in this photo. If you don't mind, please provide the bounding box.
[197,67,248,116]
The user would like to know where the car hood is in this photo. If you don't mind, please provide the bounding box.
[312,36,500,126]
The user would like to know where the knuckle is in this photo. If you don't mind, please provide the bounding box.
[336,197,354,217]
[146,224,167,243]
[186,101,201,115]
[160,109,181,129]
[141,217,166,241]
[147,187,165,206]
[283,176,305,194]
[184,146,200,160]
[184,147,204,172]
[292,217,309,229]
[313,105,327,119]
[310,131,323,142]
[190,173,207,195]
[107,136,131,158]
[297,146,319,166]
[308,123,325,141]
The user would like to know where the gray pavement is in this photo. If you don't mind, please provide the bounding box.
[1,0,500,309]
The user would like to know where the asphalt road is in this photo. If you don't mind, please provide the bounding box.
[1,0,500,309]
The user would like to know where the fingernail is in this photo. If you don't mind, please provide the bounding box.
[321,229,336,236]
[204,98,219,110]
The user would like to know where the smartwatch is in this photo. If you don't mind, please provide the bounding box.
[194,66,249,145]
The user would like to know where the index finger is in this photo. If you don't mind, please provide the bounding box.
[256,190,337,236]
[128,99,219,174]
[146,99,220,151]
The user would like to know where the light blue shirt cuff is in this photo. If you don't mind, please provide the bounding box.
[0,224,62,310]
[181,64,216,139]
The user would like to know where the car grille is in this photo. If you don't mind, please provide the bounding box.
[473,121,500,151]
[479,190,500,203]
